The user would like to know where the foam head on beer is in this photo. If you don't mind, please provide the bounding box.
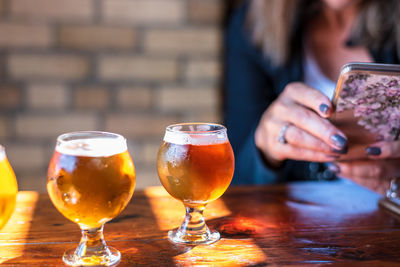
[163,124,228,145]
[56,133,127,157]
[0,146,5,161]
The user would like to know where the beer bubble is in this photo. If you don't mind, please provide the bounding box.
[62,193,70,202]
[62,189,80,204]
[174,178,181,186]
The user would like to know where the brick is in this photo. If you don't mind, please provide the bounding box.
[126,142,143,163]
[105,114,178,138]
[188,0,224,24]
[60,26,135,50]
[128,142,153,165]
[98,56,178,81]
[142,141,160,166]
[11,0,93,21]
[144,28,221,55]
[117,87,152,109]
[102,0,184,25]
[155,86,218,111]
[134,167,161,189]
[0,23,52,48]
[183,110,221,124]
[0,116,10,139]
[74,86,109,109]
[0,0,5,16]
[16,174,47,192]
[0,87,21,109]
[16,114,98,139]
[6,144,46,171]
[27,83,67,110]
[185,59,221,81]
[126,141,140,161]
[8,54,89,80]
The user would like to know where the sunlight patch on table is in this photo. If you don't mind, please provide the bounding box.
[0,191,38,263]
[173,238,268,266]
[145,186,269,265]
[144,186,231,230]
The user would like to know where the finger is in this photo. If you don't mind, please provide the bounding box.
[336,159,400,179]
[346,176,389,195]
[336,144,368,160]
[366,141,400,159]
[274,143,339,162]
[281,82,333,117]
[336,159,400,196]
[337,160,384,179]
[284,124,333,153]
[275,102,347,150]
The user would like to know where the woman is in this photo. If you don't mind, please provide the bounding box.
[224,0,400,194]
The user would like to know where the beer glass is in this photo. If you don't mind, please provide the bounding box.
[47,131,135,266]
[157,123,235,245]
[0,145,18,230]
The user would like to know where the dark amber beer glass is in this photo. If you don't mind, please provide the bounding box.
[47,131,135,266]
[157,123,234,244]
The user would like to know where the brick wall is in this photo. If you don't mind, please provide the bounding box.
[0,0,225,191]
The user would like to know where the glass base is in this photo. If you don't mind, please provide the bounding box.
[168,229,220,245]
[62,246,121,266]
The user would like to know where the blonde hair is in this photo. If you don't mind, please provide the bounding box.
[247,0,400,65]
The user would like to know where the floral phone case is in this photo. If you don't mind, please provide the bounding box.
[332,62,400,214]
[332,62,400,144]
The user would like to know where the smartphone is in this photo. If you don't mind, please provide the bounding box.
[333,63,400,213]
[331,62,400,147]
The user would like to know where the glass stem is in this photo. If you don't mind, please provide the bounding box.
[178,205,209,237]
[75,225,110,259]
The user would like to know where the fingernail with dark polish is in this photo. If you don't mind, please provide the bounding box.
[319,103,330,114]
[332,146,348,154]
[328,163,340,174]
[331,134,347,148]
[366,146,381,156]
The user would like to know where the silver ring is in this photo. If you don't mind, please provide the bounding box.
[277,123,290,144]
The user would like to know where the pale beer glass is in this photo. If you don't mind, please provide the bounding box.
[0,145,18,230]
[47,131,135,266]
[157,123,235,245]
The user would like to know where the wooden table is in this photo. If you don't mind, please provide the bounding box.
[1,179,400,266]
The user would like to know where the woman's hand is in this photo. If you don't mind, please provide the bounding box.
[333,140,400,195]
[255,82,347,166]
[365,140,400,159]
[335,159,400,195]
[327,136,400,161]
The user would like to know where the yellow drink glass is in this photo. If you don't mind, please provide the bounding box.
[0,145,18,230]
